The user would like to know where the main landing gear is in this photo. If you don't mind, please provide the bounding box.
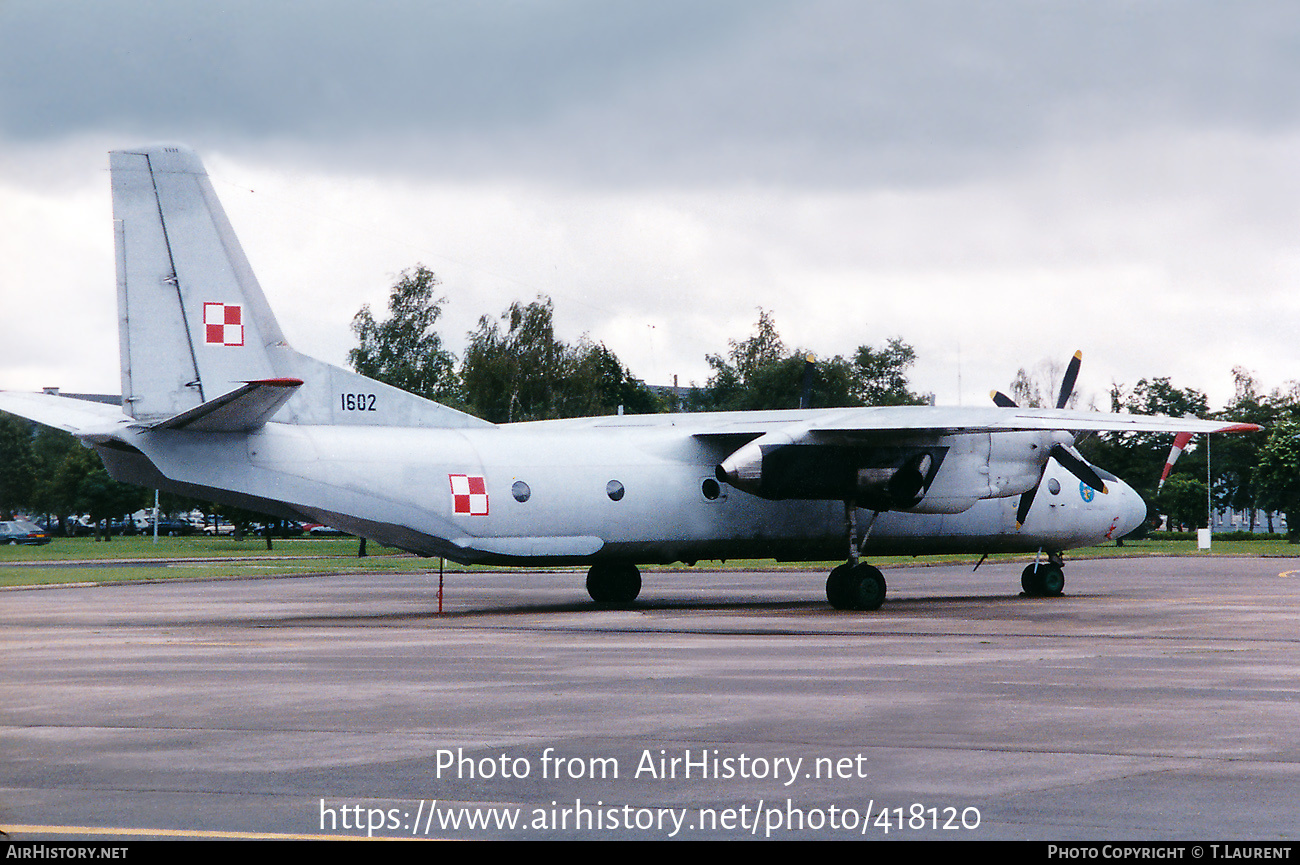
[1021,554,1066,597]
[586,562,642,604]
[826,562,887,611]
[826,501,887,611]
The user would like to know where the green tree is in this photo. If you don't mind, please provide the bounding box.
[349,264,460,404]
[27,426,82,533]
[725,307,785,386]
[0,414,36,518]
[1210,368,1294,530]
[851,338,928,407]
[462,296,660,423]
[1155,475,1208,531]
[692,308,785,410]
[56,445,147,541]
[463,297,565,423]
[692,310,926,411]
[565,340,664,417]
[1255,420,1300,542]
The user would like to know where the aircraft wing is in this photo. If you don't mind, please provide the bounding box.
[997,408,1257,435]
[0,391,130,439]
[695,404,1259,511]
[809,406,1258,436]
[689,405,1258,440]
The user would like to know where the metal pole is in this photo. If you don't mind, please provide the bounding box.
[1207,435,1213,532]
[153,489,159,545]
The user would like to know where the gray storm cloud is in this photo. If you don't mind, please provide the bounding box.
[3,1,1297,186]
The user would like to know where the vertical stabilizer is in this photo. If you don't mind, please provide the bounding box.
[110,144,490,430]
[112,144,284,421]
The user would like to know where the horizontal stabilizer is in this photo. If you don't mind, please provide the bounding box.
[146,378,303,432]
[0,391,127,438]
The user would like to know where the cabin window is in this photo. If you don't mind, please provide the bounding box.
[1047,478,1061,495]
[606,480,625,502]
[512,481,531,503]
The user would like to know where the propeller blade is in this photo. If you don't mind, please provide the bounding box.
[991,390,1017,408]
[1050,443,1108,494]
[1055,350,1082,409]
[1156,431,1194,493]
[1015,480,1039,529]
[799,353,816,409]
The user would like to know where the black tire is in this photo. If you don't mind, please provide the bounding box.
[1021,563,1044,595]
[848,564,887,611]
[826,564,855,610]
[1039,564,1065,596]
[1022,563,1065,597]
[586,563,642,604]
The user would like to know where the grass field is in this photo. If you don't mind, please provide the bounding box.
[1,532,1297,588]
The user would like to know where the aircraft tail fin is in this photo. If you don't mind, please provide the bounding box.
[110,143,488,429]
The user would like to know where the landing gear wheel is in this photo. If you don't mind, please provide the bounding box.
[848,564,887,611]
[586,562,642,604]
[1021,563,1065,597]
[826,564,855,610]
[827,563,887,611]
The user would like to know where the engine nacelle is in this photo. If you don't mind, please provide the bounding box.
[716,429,1071,514]
[716,436,946,511]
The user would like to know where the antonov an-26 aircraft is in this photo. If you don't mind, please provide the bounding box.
[0,144,1259,610]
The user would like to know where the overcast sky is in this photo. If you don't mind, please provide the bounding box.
[3,0,1299,410]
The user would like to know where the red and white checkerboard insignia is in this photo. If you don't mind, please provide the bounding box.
[203,302,244,346]
[449,474,489,516]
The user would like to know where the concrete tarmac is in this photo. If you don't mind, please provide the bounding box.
[2,556,1299,840]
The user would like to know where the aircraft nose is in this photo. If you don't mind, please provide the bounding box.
[1116,479,1148,537]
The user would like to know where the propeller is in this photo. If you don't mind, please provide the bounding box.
[1156,431,1194,493]
[991,351,1106,529]
[992,350,1082,411]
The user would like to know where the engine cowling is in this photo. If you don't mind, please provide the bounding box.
[715,428,1071,514]
[716,435,946,511]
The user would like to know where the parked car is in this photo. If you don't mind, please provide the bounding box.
[256,521,304,537]
[302,523,349,537]
[149,519,195,536]
[0,520,51,545]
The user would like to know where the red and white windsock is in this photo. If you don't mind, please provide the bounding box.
[1157,431,1195,493]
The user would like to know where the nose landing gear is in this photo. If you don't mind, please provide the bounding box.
[1021,554,1065,597]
